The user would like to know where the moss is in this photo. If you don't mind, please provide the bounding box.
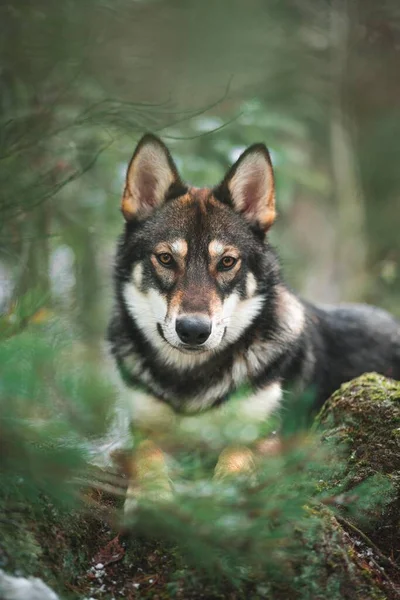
[316,373,400,562]
[0,484,108,598]
[292,508,389,600]
[0,519,44,576]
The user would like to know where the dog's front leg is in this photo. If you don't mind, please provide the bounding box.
[124,391,176,513]
[124,439,172,512]
[214,382,282,481]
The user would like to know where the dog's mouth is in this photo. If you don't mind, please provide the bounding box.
[177,345,208,354]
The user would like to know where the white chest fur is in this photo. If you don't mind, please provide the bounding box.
[127,381,282,446]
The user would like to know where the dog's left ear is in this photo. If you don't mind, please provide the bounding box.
[121,134,184,221]
[215,144,276,232]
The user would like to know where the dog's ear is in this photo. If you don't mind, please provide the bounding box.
[121,134,184,221]
[215,144,276,232]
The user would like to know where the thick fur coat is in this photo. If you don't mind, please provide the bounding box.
[108,134,400,430]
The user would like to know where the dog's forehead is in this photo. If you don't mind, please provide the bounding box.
[148,189,246,247]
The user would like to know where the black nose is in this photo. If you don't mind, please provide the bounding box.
[175,316,212,346]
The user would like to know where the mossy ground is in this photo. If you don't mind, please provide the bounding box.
[1,373,400,599]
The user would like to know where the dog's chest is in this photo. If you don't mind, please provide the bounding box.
[127,381,282,445]
[119,349,250,413]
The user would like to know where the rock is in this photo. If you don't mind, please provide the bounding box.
[316,372,400,560]
[292,508,392,600]
[0,569,59,600]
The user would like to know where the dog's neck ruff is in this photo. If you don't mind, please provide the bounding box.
[116,355,255,414]
[109,284,306,414]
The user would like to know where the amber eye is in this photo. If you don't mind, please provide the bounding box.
[218,256,238,271]
[157,252,175,268]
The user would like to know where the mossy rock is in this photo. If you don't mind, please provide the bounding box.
[316,372,400,561]
[293,508,389,600]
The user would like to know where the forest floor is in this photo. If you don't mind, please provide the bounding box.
[1,372,400,600]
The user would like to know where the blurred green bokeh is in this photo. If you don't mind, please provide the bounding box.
[1,0,399,347]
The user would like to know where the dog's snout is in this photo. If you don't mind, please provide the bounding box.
[176,316,211,346]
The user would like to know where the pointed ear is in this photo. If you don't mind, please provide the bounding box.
[215,144,276,232]
[121,134,184,221]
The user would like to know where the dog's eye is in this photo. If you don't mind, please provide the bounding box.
[218,256,238,271]
[157,252,175,268]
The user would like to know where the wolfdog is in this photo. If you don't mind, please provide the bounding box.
[108,134,400,500]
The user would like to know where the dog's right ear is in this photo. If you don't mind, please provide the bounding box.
[121,134,184,221]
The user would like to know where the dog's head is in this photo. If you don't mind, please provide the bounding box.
[115,134,280,366]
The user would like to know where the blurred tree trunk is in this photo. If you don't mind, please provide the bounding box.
[330,0,368,301]
[13,204,51,300]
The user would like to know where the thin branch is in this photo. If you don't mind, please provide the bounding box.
[335,513,400,576]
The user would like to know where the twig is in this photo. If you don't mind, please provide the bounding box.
[335,514,400,576]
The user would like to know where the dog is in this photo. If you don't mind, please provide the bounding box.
[108,133,400,505]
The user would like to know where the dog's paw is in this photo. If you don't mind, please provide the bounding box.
[213,445,256,481]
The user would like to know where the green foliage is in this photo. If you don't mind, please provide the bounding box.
[0,314,115,507]
[124,444,325,585]
[1,304,398,599]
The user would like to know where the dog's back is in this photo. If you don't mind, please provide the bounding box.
[302,302,400,408]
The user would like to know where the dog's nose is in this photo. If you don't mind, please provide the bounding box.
[175,316,212,346]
